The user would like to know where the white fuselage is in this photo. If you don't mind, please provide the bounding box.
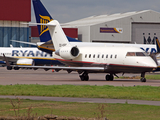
[53,46,157,73]
[69,42,156,54]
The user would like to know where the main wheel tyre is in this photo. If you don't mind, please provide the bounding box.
[14,67,20,70]
[84,75,89,81]
[7,66,12,70]
[140,78,146,82]
[109,75,114,81]
[80,75,89,81]
[105,75,110,81]
[80,75,85,81]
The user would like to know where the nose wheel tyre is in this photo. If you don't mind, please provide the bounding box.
[140,77,146,82]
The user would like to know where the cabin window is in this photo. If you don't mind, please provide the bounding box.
[85,54,87,58]
[115,55,117,58]
[106,55,108,58]
[89,54,91,58]
[97,54,100,58]
[110,55,112,58]
[93,54,95,58]
[102,54,104,58]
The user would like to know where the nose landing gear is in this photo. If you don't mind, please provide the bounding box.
[140,72,146,82]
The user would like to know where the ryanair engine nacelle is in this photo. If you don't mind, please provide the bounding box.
[16,59,34,66]
[55,46,79,60]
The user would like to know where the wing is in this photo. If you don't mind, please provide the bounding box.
[8,65,105,72]
[0,55,18,63]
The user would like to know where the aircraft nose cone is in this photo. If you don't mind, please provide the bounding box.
[151,62,158,68]
[147,59,157,68]
[140,58,157,69]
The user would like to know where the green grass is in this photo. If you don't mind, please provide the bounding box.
[0,98,160,120]
[146,74,160,80]
[0,84,160,101]
[118,74,160,80]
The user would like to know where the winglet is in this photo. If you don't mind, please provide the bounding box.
[3,54,10,67]
[3,54,13,70]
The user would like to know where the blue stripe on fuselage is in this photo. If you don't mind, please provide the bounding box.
[140,47,156,54]
[33,59,64,66]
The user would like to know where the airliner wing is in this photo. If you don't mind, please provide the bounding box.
[9,65,105,72]
[0,56,18,62]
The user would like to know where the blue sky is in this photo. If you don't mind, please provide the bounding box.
[31,0,160,23]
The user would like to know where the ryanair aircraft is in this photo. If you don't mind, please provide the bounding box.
[0,47,62,66]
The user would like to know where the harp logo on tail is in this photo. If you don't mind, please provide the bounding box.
[39,14,53,36]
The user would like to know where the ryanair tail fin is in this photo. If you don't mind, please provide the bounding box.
[156,37,160,53]
[32,0,53,42]
[32,0,80,43]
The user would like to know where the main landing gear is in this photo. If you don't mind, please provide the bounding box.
[140,72,146,82]
[79,71,89,81]
[105,74,114,81]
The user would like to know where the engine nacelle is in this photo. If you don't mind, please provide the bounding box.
[16,59,34,66]
[55,46,79,60]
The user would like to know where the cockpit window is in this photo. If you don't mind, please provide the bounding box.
[126,52,135,56]
[136,52,145,56]
[126,52,148,57]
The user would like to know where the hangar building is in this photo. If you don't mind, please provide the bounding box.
[63,10,160,44]
[0,0,31,47]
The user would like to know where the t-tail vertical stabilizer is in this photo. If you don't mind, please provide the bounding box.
[48,20,79,60]
[48,20,71,50]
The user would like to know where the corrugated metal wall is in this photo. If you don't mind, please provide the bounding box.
[0,21,30,47]
[132,23,160,44]
[0,0,31,47]
[0,27,30,47]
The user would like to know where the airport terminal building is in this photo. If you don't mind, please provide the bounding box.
[1,0,160,46]
[0,0,31,47]
[63,10,160,44]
